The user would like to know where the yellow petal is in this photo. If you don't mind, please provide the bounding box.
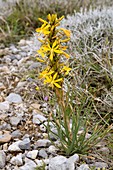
[54,78,63,82]
[44,24,50,29]
[53,72,58,80]
[60,46,68,50]
[58,15,64,21]
[54,49,62,54]
[41,23,47,28]
[51,25,55,32]
[61,38,70,43]
[63,66,71,75]
[38,18,48,23]
[50,52,53,61]
[52,40,57,48]
[54,82,62,88]
[60,28,71,37]
[43,46,50,51]
[55,23,60,27]
[36,28,41,33]
[63,66,71,71]
[47,43,51,49]
[37,50,45,58]
[36,57,45,62]
[52,14,57,21]
[47,14,51,21]
[62,52,70,58]
[45,75,52,83]
[48,70,54,75]
[43,30,50,35]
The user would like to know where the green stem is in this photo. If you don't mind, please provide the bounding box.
[55,88,72,140]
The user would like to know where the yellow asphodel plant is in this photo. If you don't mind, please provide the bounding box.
[36,14,71,136]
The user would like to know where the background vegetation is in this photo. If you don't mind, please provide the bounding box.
[0,0,113,45]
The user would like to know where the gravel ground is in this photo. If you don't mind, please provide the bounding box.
[0,37,112,170]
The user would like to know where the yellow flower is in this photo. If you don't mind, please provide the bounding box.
[60,28,71,37]
[61,66,71,75]
[36,86,39,90]
[47,14,64,26]
[36,23,50,35]
[58,45,70,58]
[39,68,54,79]
[47,14,57,23]
[44,73,63,89]
[36,14,71,90]
[37,47,46,58]
[43,40,62,61]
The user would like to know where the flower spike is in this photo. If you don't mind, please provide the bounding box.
[36,14,71,89]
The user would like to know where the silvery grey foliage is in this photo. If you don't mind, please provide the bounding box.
[60,6,113,108]
[61,6,113,59]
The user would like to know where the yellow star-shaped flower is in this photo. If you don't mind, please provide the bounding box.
[61,66,71,75]
[36,23,50,35]
[43,40,62,61]
[37,47,46,58]
[44,73,63,89]
[39,68,54,79]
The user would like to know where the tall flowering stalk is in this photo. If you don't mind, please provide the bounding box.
[36,14,71,89]
[35,14,112,156]
[36,14,71,134]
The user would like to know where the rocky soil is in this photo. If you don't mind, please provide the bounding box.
[0,38,112,170]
